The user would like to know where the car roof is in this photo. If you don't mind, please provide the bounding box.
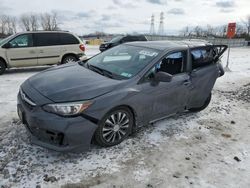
[14,30,71,35]
[127,40,213,51]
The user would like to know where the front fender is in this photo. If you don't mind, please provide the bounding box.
[83,87,142,124]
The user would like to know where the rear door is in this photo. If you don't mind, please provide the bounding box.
[34,33,61,65]
[187,46,224,108]
[6,33,38,67]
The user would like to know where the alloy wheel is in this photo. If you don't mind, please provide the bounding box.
[102,111,130,143]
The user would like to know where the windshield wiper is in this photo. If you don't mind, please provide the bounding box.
[88,64,114,79]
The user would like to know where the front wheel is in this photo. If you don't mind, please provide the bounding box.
[94,107,133,147]
[0,60,6,75]
[189,93,212,112]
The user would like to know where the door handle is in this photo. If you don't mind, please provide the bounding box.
[29,50,36,54]
[39,50,44,53]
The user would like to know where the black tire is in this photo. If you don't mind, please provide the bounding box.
[189,93,212,112]
[94,107,133,147]
[0,60,6,75]
[61,55,77,64]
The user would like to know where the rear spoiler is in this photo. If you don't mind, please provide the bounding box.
[212,45,228,62]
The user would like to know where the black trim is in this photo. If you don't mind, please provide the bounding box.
[81,114,99,124]
[38,55,60,59]
[11,55,60,61]
[11,57,37,61]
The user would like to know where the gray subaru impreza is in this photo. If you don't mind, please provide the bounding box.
[17,40,227,152]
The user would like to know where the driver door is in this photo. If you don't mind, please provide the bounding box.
[139,51,191,122]
[6,34,38,67]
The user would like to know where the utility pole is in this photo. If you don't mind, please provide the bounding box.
[158,12,164,36]
[149,14,155,35]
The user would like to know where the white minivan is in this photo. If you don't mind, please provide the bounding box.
[0,31,86,74]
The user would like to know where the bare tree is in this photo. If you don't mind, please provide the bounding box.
[205,24,215,36]
[0,15,8,34]
[242,15,250,36]
[235,24,244,36]
[40,12,59,31]
[215,25,227,37]
[10,17,17,34]
[180,26,191,37]
[20,13,40,31]
[30,14,39,31]
[5,16,17,34]
[20,14,31,31]
[193,26,203,37]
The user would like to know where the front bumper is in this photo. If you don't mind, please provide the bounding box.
[17,92,98,152]
[77,53,88,61]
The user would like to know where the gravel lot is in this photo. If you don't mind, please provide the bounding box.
[0,46,250,188]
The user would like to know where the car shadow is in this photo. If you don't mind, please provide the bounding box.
[5,66,53,74]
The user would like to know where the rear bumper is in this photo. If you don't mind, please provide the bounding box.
[17,93,98,153]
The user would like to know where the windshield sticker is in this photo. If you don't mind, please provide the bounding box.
[139,50,158,57]
[121,72,132,78]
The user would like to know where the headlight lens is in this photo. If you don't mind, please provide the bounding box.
[43,101,92,116]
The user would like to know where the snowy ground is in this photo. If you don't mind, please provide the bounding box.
[0,46,250,188]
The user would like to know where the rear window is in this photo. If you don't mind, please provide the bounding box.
[59,33,79,45]
[34,33,60,46]
[191,48,214,69]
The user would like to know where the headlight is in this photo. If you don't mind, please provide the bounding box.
[43,101,92,116]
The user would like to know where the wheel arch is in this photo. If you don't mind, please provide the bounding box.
[90,104,138,144]
[60,53,78,63]
[0,57,8,68]
[101,104,138,129]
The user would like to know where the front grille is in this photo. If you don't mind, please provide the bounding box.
[30,127,65,146]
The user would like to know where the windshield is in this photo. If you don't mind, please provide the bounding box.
[109,36,123,43]
[86,44,159,80]
[0,35,14,46]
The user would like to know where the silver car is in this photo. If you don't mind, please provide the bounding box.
[17,40,227,152]
[0,31,86,75]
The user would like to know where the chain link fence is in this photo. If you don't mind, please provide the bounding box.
[145,35,247,47]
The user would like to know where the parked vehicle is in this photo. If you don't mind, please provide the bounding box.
[99,35,147,52]
[17,40,227,152]
[0,31,86,75]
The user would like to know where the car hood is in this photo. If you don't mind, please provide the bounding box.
[28,63,121,102]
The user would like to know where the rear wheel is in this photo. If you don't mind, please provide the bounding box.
[61,55,77,64]
[94,107,133,147]
[189,93,212,112]
[0,60,6,75]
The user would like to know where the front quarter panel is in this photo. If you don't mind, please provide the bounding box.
[83,83,145,126]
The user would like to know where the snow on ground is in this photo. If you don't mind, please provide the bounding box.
[0,46,250,188]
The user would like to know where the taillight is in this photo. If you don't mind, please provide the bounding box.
[79,44,85,51]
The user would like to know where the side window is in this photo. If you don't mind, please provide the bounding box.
[157,51,185,75]
[191,48,214,69]
[60,33,79,45]
[34,33,60,46]
[9,34,33,48]
[144,51,186,82]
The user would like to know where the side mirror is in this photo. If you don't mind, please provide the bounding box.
[155,71,172,82]
[2,43,11,49]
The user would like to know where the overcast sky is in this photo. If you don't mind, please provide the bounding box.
[0,0,249,35]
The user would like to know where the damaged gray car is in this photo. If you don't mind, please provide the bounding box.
[17,41,227,152]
